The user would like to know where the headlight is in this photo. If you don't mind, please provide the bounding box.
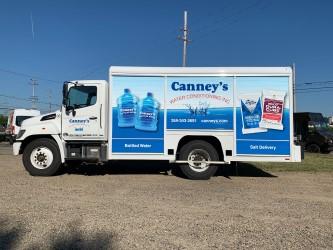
[16,129,25,140]
[328,139,333,145]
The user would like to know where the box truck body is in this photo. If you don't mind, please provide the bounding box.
[13,67,301,179]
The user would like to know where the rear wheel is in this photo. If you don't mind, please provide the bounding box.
[179,140,219,180]
[22,138,62,176]
[306,143,321,153]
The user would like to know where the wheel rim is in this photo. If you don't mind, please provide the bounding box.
[30,147,54,169]
[187,149,211,173]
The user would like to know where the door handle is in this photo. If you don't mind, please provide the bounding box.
[89,116,97,120]
[100,104,102,129]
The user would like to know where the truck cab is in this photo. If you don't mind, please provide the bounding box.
[294,112,333,153]
[61,80,107,141]
[12,80,108,175]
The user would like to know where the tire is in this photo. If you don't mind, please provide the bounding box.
[179,140,219,180]
[22,138,62,176]
[306,143,321,153]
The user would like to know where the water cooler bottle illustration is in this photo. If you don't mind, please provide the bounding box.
[117,88,138,127]
[135,92,160,131]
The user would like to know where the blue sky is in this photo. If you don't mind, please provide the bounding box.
[0,0,332,115]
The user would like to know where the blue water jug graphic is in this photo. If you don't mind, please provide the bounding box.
[117,88,138,127]
[135,92,159,131]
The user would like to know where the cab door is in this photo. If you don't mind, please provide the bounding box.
[62,82,105,141]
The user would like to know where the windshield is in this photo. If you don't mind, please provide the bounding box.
[309,121,330,132]
[16,116,33,127]
[315,123,329,130]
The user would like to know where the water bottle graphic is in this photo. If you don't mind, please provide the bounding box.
[117,88,138,127]
[135,92,159,131]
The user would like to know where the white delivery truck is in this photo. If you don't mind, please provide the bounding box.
[6,109,41,144]
[13,67,301,179]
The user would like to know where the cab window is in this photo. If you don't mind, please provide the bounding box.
[67,86,97,109]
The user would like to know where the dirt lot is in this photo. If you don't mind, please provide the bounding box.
[0,142,332,249]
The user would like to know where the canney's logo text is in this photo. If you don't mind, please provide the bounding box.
[171,81,228,93]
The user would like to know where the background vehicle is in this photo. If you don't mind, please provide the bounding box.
[6,109,41,144]
[13,66,301,179]
[294,112,333,153]
[0,123,6,142]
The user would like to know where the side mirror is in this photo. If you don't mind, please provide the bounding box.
[62,82,69,106]
[65,105,76,116]
[66,105,73,112]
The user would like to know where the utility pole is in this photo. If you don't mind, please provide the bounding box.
[29,79,38,109]
[292,63,296,112]
[178,10,190,67]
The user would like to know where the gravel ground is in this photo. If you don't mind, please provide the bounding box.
[0,142,332,249]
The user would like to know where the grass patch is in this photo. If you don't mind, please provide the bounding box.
[248,153,333,172]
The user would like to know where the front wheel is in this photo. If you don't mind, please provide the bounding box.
[22,138,62,176]
[179,140,219,180]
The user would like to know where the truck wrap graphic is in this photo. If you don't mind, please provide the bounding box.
[111,74,291,156]
[166,76,233,130]
[235,76,290,155]
[117,88,138,127]
[111,76,164,153]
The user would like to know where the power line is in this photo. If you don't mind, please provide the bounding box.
[297,80,333,85]
[0,94,32,102]
[0,105,53,114]
[29,79,38,109]
[296,86,333,91]
[0,105,27,110]
[0,67,60,83]
[296,88,333,93]
[0,94,60,107]
[296,89,333,94]
[48,90,52,113]
[79,65,107,79]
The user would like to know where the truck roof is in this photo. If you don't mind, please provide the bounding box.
[294,112,324,121]
[110,66,292,75]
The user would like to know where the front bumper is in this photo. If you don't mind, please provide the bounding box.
[13,142,22,156]
[5,134,15,139]
[293,145,302,162]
